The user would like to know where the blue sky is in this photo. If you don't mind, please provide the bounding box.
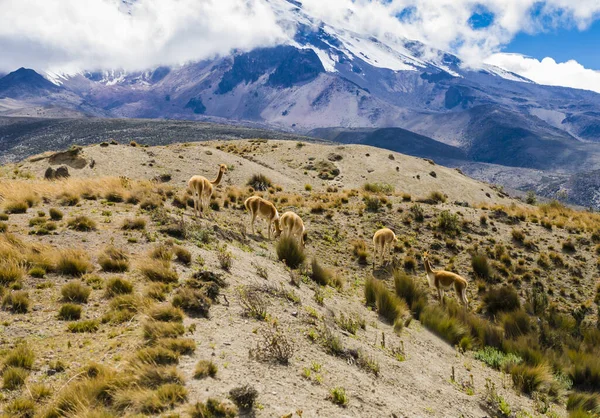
[505,20,600,69]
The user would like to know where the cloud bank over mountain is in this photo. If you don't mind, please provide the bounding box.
[1,0,599,91]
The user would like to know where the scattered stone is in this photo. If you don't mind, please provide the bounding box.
[44,167,56,180]
[55,166,70,178]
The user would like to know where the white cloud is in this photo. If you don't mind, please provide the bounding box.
[1,0,600,96]
[486,53,600,93]
[0,0,287,73]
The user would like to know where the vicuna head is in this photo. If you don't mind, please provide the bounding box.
[218,164,228,173]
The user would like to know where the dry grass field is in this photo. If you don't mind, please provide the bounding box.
[1,139,599,417]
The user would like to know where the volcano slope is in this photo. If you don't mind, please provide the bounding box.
[1,139,599,417]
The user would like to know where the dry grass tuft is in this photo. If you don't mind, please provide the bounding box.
[105,276,134,297]
[2,290,30,313]
[194,360,218,379]
[61,280,91,303]
[139,259,179,283]
[56,250,93,276]
[98,245,130,272]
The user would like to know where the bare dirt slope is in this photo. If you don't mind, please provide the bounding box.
[19,139,510,206]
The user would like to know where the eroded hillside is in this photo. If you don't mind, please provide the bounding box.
[0,140,599,417]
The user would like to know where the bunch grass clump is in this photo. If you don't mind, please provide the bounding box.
[98,245,130,272]
[61,280,91,303]
[276,236,305,269]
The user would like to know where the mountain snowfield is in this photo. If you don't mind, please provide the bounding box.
[2,0,600,206]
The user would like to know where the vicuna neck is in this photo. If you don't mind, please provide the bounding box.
[424,259,434,274]
[211,169,224,185]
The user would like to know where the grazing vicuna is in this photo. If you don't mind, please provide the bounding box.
[276,211,306,247]
[244,196,281,239]
[423,251,469,308]
[372,227,397,267]
[188,164,227,218]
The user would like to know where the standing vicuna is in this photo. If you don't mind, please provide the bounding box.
[372,227,397,267]
[188,164,228,218]
[244,196,282,239]
[423,251,469,308]
[276,211,306,247]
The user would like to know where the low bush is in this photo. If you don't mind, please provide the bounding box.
[139,259,178,283]
[393,270,428,319]
[56,250,92,276]
[428,191,446,203]
[276,236,305,269]
[509,363,552,394]
[251,325,294,365]
[3,367,28,390]
[363,183,394,194]
[351,240,369,265]
[61,281,91,303]
[189,398,237,418]
[2,291,30,313]
[58,303,82,320]
[5,343,34,369]
[49,208,64,220]
[229,385,258,411]
[67,320,100,333]
[142,321,185,343]
[483,286,520,315]
[172,288,211,317]
[438,210,460,235]
[471,254,492,280]
[474,347,522,371]
[98,246,130,273]
[420,305,469,345]
[311,258,332,286]
[122,217,146,230]
[247,174,272,191]
[194,360,218,379]
[67,216,97,231]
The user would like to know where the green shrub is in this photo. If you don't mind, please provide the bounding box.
[61,281,91,303]
[67,216,97,231]
[474,347,522,370]
[438,210,460,235]
[329,387,348,407]
[58,303,82,320]
[105,277,134,297]
[483,286,520,315]
[276,236,305,269]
